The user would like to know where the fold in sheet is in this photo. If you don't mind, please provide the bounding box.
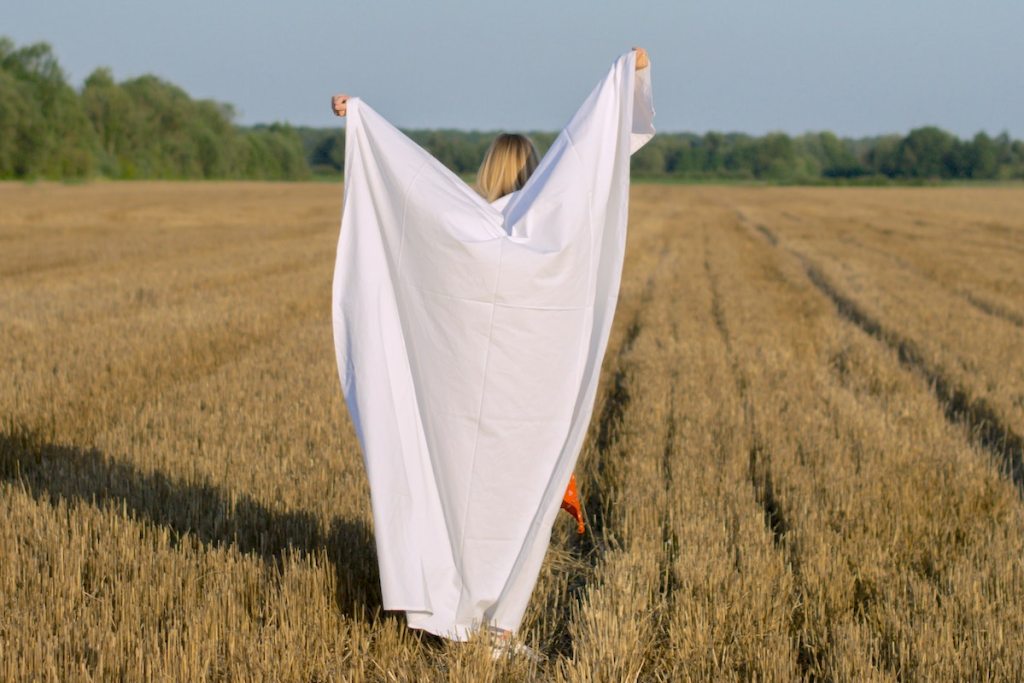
[332,49,654,640]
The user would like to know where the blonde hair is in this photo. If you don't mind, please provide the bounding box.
[475,133,539,202]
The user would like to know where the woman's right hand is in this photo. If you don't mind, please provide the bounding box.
[331,94,349,117]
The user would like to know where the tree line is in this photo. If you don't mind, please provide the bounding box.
[0,38,308,180]
[302,126,1024,183]
[4,37,1023,183]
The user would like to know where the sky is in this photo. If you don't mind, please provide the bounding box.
[6,0,1023,138]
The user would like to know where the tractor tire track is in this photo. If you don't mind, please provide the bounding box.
[738,214,1024,493]
[554,243,671,658]
[746,214,1024,331]
[795,253,1024,493]
[703,227,817,678]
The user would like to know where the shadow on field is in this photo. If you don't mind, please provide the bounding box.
[0,427,382,620]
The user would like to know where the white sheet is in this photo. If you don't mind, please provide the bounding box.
[331,49,654,640]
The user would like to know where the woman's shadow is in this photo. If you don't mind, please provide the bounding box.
[0,425,382,621]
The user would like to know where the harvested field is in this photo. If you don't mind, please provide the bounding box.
[2,182,1023,680]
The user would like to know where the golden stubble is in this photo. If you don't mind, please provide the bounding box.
[2,181,1023,681]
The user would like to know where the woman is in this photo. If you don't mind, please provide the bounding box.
[329,47,653,657]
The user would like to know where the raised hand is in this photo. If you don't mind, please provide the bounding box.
[331,94,349,117]
[633,47,649,70]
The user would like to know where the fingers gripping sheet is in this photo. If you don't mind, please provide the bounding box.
[331,50,654,639]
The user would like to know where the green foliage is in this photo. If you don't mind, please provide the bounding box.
[0,37,97,178]
[241,124,310,180]
[1,35,1022,183]
[1,36,308,180]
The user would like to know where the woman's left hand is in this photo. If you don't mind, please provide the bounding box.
[331,94,349,117]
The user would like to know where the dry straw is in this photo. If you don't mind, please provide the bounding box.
[1,182,1023,680]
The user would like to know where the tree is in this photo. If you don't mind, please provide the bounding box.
[0,38,97,177]
[893,126,957,178]
[963,132,997,179]
[817,131,866,178]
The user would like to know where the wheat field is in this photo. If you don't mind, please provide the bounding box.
[2,182,1023,681]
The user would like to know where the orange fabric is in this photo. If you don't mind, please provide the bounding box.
[560,473,585,534]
